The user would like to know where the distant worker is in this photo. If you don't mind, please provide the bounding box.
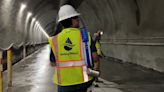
[49,4,98,92]
[93,30,105,82]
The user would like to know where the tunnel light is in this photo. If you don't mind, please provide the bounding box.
[27,12,32,17]
[24,11,33,42]
[29,17,36,42]
[32,18,36,21]
[20,4,26,11]
[39,26,50,39]
[34,21,49,39]
[15,3,27,32]
[36,21,39,25]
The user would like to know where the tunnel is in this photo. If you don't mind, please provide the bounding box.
[0,0,164,92]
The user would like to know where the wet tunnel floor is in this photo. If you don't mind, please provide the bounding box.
[101,57,164,92]
[2,45,164,92]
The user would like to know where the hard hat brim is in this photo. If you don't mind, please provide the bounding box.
[58,13,80,22]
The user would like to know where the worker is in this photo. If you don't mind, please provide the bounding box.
[49,4,98,92]
[93,30,105,83]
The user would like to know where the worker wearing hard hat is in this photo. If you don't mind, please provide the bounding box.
[49,4,98,92]
[93,30,105,83]
[94,31,105,58]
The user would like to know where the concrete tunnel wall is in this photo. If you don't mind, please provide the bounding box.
[0,0,164,72]
[0,0,59,48]
[0,0,59,68]
[77,0,164,72]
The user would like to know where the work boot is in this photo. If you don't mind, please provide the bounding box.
[93,82,99,87]
[95,78,103,83]
[94,83,99,87]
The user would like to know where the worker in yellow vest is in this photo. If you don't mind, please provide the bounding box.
[49,4,98,92]
[93,31,105,83]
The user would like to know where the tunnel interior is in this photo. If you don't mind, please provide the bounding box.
[0,0,164,72]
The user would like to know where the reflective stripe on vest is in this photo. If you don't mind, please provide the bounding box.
[48,28,92,86]
[48,37,58,60]
[56,60,86,68]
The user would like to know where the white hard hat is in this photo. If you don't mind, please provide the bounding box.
[58,5,80,22]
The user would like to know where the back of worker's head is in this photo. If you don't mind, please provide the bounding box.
[58,4,80,28]
[60,18,72,28]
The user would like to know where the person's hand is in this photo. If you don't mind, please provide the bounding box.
[50,62,55,67]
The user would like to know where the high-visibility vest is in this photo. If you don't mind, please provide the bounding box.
[95,41,102,55]
[48,28,93,86]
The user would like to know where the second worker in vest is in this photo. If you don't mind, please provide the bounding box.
[93,31,105,83]
[49,4,99,92]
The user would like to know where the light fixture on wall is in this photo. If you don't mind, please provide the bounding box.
[35,21,49,39]
[20,4,26,11]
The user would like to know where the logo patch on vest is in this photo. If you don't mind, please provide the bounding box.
[64,38,74,51]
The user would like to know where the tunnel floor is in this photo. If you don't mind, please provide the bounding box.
[2,45,164,92]
[101,56,164,92]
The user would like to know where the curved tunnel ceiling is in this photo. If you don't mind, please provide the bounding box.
[0,0,164,48]
[0,0,84,48]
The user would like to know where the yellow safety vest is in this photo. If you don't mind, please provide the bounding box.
[49,28,93,86]
[95,41,102,55]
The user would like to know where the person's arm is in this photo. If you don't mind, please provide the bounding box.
[100,49,106,57]
[99,41,106,57]
[90,37,99,68]
[50,49,56,66]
